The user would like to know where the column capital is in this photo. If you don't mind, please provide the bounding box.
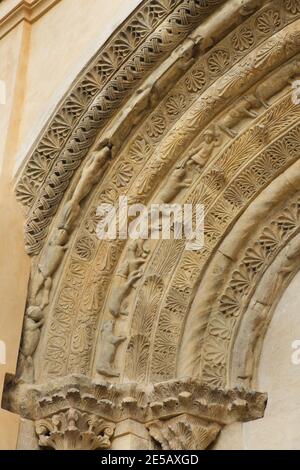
[4,375,267,449]
[35,408,115,450]
[147,414,221,450]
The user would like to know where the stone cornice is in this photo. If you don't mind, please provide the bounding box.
[0,0,61,39]
[5,376,267,425]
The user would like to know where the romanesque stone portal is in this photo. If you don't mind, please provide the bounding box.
[4,0,300,449]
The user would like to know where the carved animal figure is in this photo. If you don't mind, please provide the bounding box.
[18,306,44,382]
[112,84,157,150]
[29,144,112,313]
[73,144,112,205]
[187,127,222,166]
[173,36,202,71]
[96,320,126,377]
[31,228,69,309]
[60,144,112,230]
[109,241,148,317]
[251,58,300,108]
[218,36,300,101]
[217,96,259,137]
[156,164,192,204]
[239,0,262,16]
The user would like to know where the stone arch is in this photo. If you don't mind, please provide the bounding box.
[4,0,300,450]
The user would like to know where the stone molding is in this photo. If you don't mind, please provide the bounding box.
[4,376,267,449]
[0,0,61,39]
[15,0,248,255]
[16,0,300,386]
[8,0,300,449]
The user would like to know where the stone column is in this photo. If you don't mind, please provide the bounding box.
[112,419,150,450]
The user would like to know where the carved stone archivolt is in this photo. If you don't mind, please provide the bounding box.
[7,0,300,449]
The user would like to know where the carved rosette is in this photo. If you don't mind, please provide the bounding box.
[35,408,115,450]
[10,0,297,451]
[148,414,221,450]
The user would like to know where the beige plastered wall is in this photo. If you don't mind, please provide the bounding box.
[0,0,142,450]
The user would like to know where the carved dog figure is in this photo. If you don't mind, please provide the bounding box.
[96,320,126,377]
[156,164,192,204]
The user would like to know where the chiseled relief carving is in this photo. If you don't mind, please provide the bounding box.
[10,0,300,450]
[17,306,45,382]
[234,238,300,387]
[30,228,69,310]
[17,0,227,256]
[149,95,300,382]
[109,240,149,318]
[216,96,260,138]
[237,301,269,384]
[4,377,266,451]
[96,320,126,378]
[17,144,112,382]
[96,240,149,378]
[201,192,300,387]
[35,408,115,450]
[59,144,112,231]
[148,415,221,450]
[156,163,192,204]
[250,56,300,108]
[186,127,222,167]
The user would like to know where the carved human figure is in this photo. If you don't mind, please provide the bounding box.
[239,302,268,385]
[271,243,300,297]
[250,58,300,109]
[96,320,126,377]
[156,164,192,204]
[186,128,222,167]
[32,144,112,310]
[109,241,148,317]
[73,144,112,205]
[217,34,300,102]
[18,306,44,382]
[112,84,157,149]
[146,35,203,100]
[60,144,112,230]
[217,96,260,138]
[31,228,69,309]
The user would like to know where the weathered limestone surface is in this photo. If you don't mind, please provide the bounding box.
[2,0,300,449]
